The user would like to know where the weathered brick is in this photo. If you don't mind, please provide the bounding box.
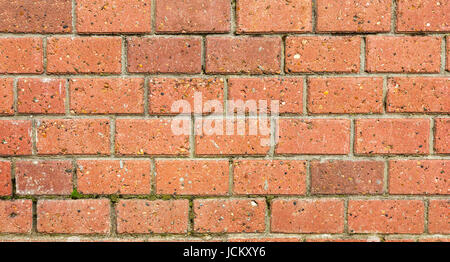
[127,37,202,74]
[348,200,425,234]
[149,78,225,115]
[308,77,384,114]
[233,160,307,195]
[447,37,450,71]
[37,199,110,234]
[271,199,345,233]
[236,0,312,33]
[77,0,151,33]
[36,119,110,155]
[286,36,361,73]
[311,160,384,195]
[0,79,14,115]
[195,118,271,155]
[428,200,450,234]
[15,160,73,195]
[228,78,303,114]
[0,161,11,196]
[0,200,32,233]
[77,160,151,195]
[70,78,145,114]
[387,78,449,113]
[276,119,351,155]
[397,0,450,32]
[206,37,282,74]
[17,78,66,114]
[194,199,266,233]
[355,119,430,155]
[389,160,449,195]
[366,36,441,73]
[156,0,230,33]
[0,38,43,74]
[115,119,190,156]
[116,200,189,234]
[0,120,32,156]
[435,118,450,154]
[155,160,229,195]
[229,237,302,242]
[306,237,380,242]
[0,0,72,33]
[47,37,122,74]
[317,0,391,32]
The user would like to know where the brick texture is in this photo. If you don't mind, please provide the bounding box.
[435,118,450,154]
[0,79,14,115]
[0,120,32,156]
[0,38,43,74]
[0,161,11,196]
[17,79,66,114]
[397,0,450,32]
[0,200,33,233]
[428,200,450,234]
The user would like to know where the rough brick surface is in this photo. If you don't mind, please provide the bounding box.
[435,118,450,154]
[428,200,450,234]
[311,160,384,195]
[308,77,384,114]
[0,38,43,74]
[77,0,152,34]
[156,0,230,33]
[116,200,189,234]
[70,78,145,114]
[206,37,282,74]
[37,199,110,234]
[271,199,345,233]
[389,160,449,195]
[17,79,66,114]
[0,79,14,115]
[397,0,450,32]
[0,200,33,233]
[0,0,72,33]
[15,160,73,195]
[348,200,425,234]
[77,160,151,195]
[236,0,312,33]
[0,161,11,196]
[355,119,430,155]
[366,36,441,73]
[317,0,391,32]
[0,120,32,156]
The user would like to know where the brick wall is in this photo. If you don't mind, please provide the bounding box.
[0,0,448,242]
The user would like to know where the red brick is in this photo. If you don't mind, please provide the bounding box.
[366,36,441,73]
[229,237,302,242]
[70,78,144,114]
[115,119,190,156]
[228,78,303,114]
[194,199,266,233]
[0,120,32,156]
[276,119,350,155]
[0,0,72,33]
[348,200,425,234]
[116,200,189,234]
[0,200,33,233]
[389,160,449,195]
[428,200,449,234]
[37,199,110,234]
[149,78,225,115]
[0,161,11,196]
[206,37,281,74]
[47,37,122,74]
[155,160,229,195]
[308,77,384,114]
[0,79,14,115]
[17,78,66,114]
[447,37,450,71]
[397,0,450,32]
[418,237,450,242]
[271,199,345,233]
[306,237,380,242]
[77,0,151,33]
[156,0,230,33]
[311,160,384,195]
[236,0,312,33]
[317,0,391,32]
[233,160,307,195]
[435,118,450,154]
[195,118,271,156]
[0,38,43,74]
[15,160,73,195]
[127,37,202,74]
[36,119,110,155]
[286,36,360,73]
[77,160,151,195]
[387,78,449,113]
[355,119,430,155]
